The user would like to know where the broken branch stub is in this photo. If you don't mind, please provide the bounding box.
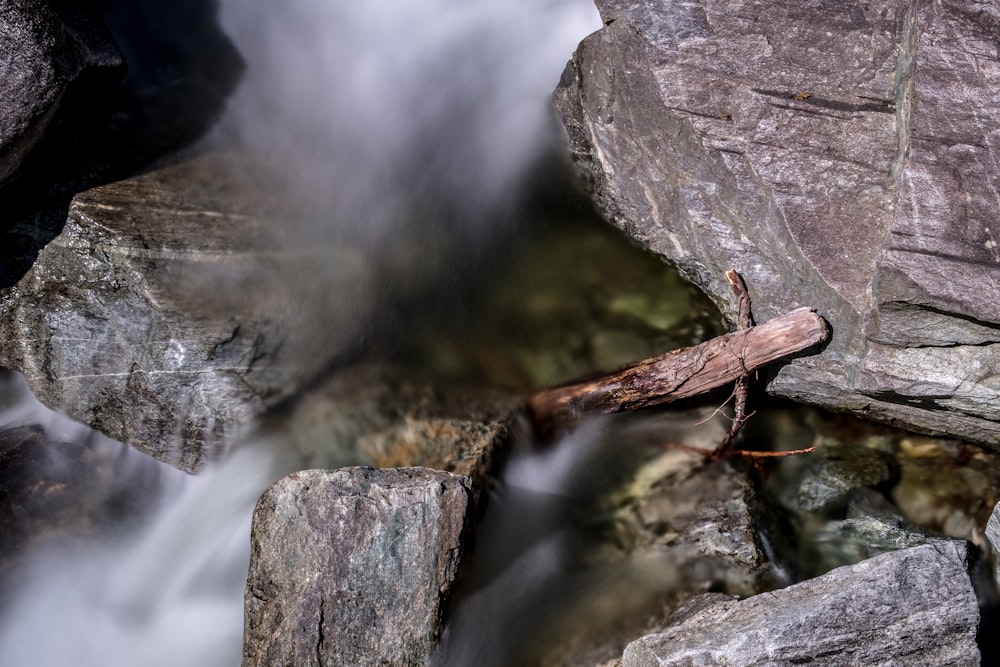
[527,307,829,429]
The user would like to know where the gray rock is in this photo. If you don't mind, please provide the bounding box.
[242,467,476,667]
[0,1,123,184]
[778,443,897,513]
[986,500,1000,587]
[622,542,980,666]
[266,364,521,489]
[812,515,966,572]
[620,454,781,595]
[0,152,374,471]
[554,0,1000,446]
[845,485,906,521]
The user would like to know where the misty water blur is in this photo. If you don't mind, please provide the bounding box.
[432,413,730,666]
[214,0,602,249]
[0,1,606,665]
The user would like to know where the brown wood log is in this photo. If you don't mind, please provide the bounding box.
[526,306,828,429]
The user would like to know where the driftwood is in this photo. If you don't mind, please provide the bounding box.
[526,306,829,432]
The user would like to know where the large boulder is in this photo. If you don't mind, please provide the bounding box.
[622,542,980,666]
[0,0,124,185]
[555,0,1000,446]
[242,467,476,667]
[0,152,374,471]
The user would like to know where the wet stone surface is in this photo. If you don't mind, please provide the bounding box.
[555,0,1000,447]
[0,152,375,472]
[262,364,522,491]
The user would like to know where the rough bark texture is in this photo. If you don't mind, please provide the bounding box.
[0,0,124,185]
[242,467,476,667]
[554,0,1000,447]
[0,152,374,471]
[622,542,980,666]
[527,306,826,427]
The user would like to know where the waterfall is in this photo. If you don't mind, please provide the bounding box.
[0,1,602,665]
[214,0,603,247]
[0,440,274,667]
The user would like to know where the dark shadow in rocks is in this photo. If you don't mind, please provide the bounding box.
[0,0,244,289]
[979,603,1000,665]
[969,545,1000,665]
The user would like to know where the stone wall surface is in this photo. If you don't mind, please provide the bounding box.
[555,0,1000,446]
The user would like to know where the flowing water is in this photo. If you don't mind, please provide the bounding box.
[4,2,1000,665]
[0,372,276,666]
[0,2,608,665]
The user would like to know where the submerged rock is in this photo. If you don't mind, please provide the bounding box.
[266,364,521,489]
[618,453,780,595]
[555,0,1000,447]
[622,542,980,666]
[0,1,123,186]
[0,424,158,578]
[0,152,374,471]
[891,435,1000,544]
[776,440,897,514]
[242,467,476,667]
[812,515,967,573]
[0,371,166,583]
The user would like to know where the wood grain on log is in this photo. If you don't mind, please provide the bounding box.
[527,307,828,428]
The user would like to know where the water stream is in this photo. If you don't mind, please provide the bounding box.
[0,372,275,665]
[0,2,608,664]
[2,2,999,665]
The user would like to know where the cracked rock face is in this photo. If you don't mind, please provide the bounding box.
[622,542,980,666]
[555,0,1000,446]
[0,152,374,471]
[242,467,476,667]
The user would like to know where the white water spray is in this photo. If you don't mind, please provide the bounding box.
[0,373,276,667]
[0,2,602,665]
[215,0,603,246]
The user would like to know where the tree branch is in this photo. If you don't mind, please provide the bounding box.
[526,306,828,432]
[712,269,754,458]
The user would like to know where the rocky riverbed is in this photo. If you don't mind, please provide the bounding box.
[5,206,999,665]
[2,1,1000,666]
